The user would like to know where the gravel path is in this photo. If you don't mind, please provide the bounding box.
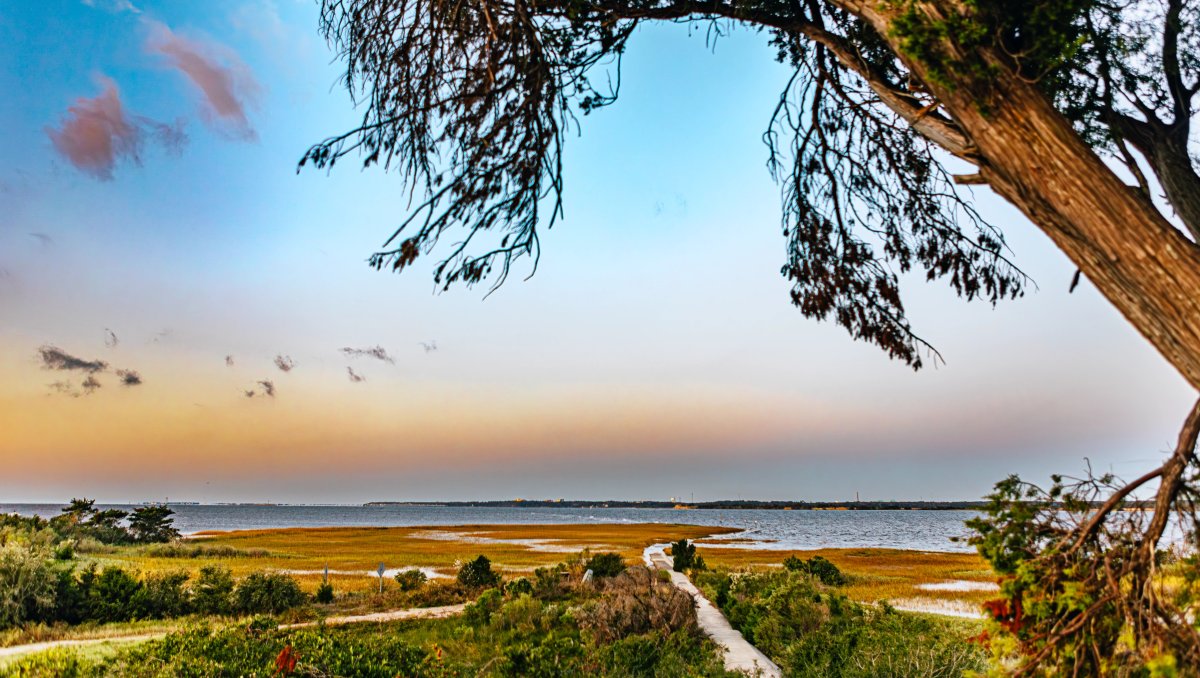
[644,544,782,677]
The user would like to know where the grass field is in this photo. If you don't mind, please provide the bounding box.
[696,545,996,616]
[93,523,994,615]
[101,523,738,594]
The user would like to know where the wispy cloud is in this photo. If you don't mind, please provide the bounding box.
[274,355,295,372]
[82,0,141,14]
[258,379,275,397]
[38,345,108,373]
[81,375,102,394]
[225,355,235,367]
[116,369,142,386]
[147,22,259,141]
[44,77,185,180]
[347,367,365,383]
[28,233,53,248]
[104,328,119,348]
[340,346,395,364]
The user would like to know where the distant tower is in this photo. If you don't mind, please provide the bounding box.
[855,491,860,503]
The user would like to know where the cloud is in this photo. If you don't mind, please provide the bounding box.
[245,379,275,398]
[82,0,141,13]
[347,367,365,383]
[340,346,395,364]
[225,355,235,367]
[81,375,102,394]
[44,77,186,180]
[29,233,53,248]
[147,23,259,141]
[116,369,142,386]
[38,345,108,373]
[104,329,119,348]
[274,355,295,372]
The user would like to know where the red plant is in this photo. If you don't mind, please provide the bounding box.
[273,645,299,676]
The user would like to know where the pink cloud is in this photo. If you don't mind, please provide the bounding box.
[45,77,187,180]
[45,78,141,180]
[147,23,259,141]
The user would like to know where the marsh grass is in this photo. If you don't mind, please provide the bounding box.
[102,523,731,596]
[698,547,996,611]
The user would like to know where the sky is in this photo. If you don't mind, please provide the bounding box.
[0,0,1195,504]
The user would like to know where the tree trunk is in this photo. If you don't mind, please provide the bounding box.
[846,1,1200,391]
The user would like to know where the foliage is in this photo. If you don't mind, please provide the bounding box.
[234,572,307,615]
[125,506,180,544]
[0,542,57,629]
[463,587,504,627]
[457,555,501,589]
[585,552,626,578]
[504,577,533,597]
[703,568,985,677]
[88,568,143,623]
[315,581,334,604]
[578,567,696,644]
[191,565,235,616]
[1,563,735,677]
[967,445,1200,675]
[670,539,705,572]
[783,554,846,586]
[393,568,428,591]
[130,571,191,619]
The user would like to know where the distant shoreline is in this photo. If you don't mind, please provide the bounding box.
[361,500,988,511]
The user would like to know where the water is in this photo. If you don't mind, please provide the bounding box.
[0,503,978,553]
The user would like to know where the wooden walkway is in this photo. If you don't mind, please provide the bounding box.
[645,545,783,677]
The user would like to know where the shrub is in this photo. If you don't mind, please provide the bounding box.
[585,553,626,578]
[504,577,533,597]
[532,564,569,599]
[192,565,235,615]
[235,572,307,615]
[463,587,503,627]
[0,542,57,628]
[394,568,428,591]
[89,567,143,622]
[670,539,702,572]
[131,571,191,619]
[782,555,846,586]
[457,555,501,588]
[315,581,334,604]
[579,567,695,643]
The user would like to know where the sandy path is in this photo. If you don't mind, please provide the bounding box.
[644,545,782,677]
[0,604,467,663]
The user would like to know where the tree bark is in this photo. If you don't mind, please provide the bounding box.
[841,0,1200,391]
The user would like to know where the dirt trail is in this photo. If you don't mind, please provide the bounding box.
[0,604,467,663]
[644,544,782,677]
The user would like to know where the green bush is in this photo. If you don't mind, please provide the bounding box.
[89,568,143,623]
[394,568,428,591]
[131,571,191,619]
[669,540,706,573]
[315,581,335,604]
[463,587,503,627]
[709,569,986,677]
[234,572,307,615]
[0,542,57,628]
[585,552,626,578]
[192,565,235,615]
[504,577,534,597]
[457,555,501,588]
[782,555,847,586]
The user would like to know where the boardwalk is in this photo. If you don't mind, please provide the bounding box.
[645,545,783,677]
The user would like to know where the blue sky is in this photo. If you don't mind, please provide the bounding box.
[0,0,1193,503]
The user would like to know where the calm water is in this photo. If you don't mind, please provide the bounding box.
[0,504,978,553]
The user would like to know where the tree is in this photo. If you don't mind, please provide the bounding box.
[457,555,502,588]
[127,505,179,544]
[304,0,1200,670]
